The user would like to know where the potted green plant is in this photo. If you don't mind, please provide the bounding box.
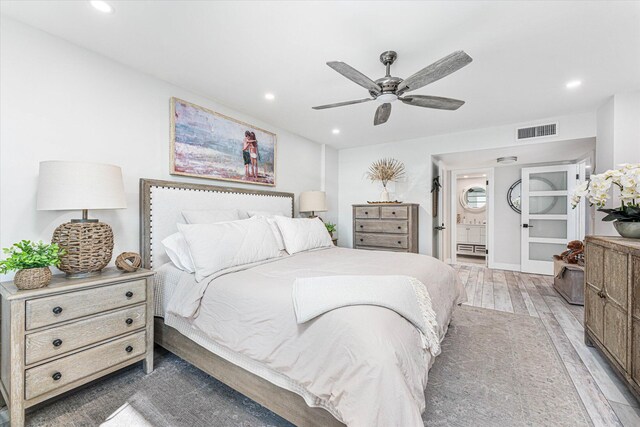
[571,163,640,238]
[325,222,337,238]
[0,240,65,290]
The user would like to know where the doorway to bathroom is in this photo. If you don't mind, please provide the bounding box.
[450,168,493,266]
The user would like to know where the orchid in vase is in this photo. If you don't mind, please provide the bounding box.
[571,163,640,238]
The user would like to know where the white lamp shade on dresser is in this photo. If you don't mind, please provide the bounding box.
[299,191,327,213]
[37,161,127,211]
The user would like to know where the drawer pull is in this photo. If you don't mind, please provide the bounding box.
[126,345,134,353]
[392,211,396,215]
[52,339,63,347]
[125,318,133,325]
[360,238,363,242]
[364,211,368,215]
[397,241,401,244]
[125,291,134,298]
[52,306,63,315]
[360,225,363,228]
[52,372,62,381]
[398,226,401,229]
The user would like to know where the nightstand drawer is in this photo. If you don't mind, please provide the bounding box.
[355,220,408,234]
[25,279,147,330]
[380,206,408,219]
[355,233,408,249]
[25,304,146,365]
[25,331,146,400]
[355,206,379,219]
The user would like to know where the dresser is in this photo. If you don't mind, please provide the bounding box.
[456,224,486,257]
[0,268,155,426]
[352,203,419,253]
[584,236,640,399]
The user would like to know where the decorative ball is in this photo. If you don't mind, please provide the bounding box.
[116,252,142,272]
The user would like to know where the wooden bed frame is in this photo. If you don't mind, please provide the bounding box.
[139,178,344,427]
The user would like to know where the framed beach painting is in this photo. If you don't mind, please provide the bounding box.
[170,97,277,186]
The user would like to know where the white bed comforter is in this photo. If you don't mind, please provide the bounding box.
[166,247,465,427]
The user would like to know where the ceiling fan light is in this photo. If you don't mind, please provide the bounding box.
[376,93,398,103]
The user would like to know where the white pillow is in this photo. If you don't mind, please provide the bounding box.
[182,209,241,224]
[162,233,195,273]
[274,216,332,255]
[178,217,282,282]
[246,211,287,251]
[247,210,286,218]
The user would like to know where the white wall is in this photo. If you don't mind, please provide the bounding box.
[493,165,522,267]
[594,91,640,235]
[0,18,334,278]
[338,112,596,254]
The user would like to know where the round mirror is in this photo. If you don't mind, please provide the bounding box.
[460,186,486,212]
[507,180,522,214]
[507,177,558,215]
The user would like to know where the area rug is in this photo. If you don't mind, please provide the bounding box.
[21,306,591,427]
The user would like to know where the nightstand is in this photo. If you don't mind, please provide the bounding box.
[0,267,155,426]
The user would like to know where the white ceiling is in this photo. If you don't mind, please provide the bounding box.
[2,1,639,149]
[434,137,596,169]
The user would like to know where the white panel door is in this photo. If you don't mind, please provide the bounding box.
[521,164,578,275]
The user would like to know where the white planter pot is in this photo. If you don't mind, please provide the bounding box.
[380,187,390,202]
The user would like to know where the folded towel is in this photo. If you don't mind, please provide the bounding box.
[292,275,441,357]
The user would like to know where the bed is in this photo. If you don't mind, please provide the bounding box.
[140,178,465,427]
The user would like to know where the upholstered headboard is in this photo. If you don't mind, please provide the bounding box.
[139,179,294,269]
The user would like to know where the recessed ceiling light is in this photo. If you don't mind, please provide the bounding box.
[566,80,582,89]
[90,0,114,14]
[264,93,275,100]
[497,156,518,164]
[332,128,340,135]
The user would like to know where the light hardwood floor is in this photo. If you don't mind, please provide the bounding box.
[453,263,640,427]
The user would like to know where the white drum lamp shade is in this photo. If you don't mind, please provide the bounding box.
[37,161,126,211]
[36,161,126,277]
[299,191,327,216]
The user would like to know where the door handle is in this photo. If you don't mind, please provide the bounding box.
[522,224,534,228]
[434,226,446,231]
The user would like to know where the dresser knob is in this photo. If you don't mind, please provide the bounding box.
[360,238,363,242]
[52,339,63,347]
[52,306,63,315]
[125,291,134,298]
[364,211,368,215]
[126,345,134,353]
[125,318,133,325]
[398,241,401,244]
[392,211,396,215]
[360,225,363,228]
[52,372,62,381]
[398,226,401,229]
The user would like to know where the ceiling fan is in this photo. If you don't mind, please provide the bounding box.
[312,50,473,125]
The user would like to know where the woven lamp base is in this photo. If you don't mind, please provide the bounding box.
[52,221,114,277]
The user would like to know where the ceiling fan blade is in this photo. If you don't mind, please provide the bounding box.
[400,95,465,110]
[374,103,392,126]
[327,61,382,94]
[312,98,373,110]
[397,51,472,94]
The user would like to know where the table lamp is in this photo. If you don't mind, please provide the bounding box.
[37,161,126,277]
[299,191,327,218]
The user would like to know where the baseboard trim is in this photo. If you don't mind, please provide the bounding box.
[489,262,521,272]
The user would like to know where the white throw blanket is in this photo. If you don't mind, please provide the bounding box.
[292,275,441,357]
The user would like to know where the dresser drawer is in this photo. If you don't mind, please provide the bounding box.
[380,206,408,219]
[355,206,379,219]
[25,331,146,400]
[26,279,147,330]
[25,304,146,365]
[355,220,408,234]
[355,233,408,249]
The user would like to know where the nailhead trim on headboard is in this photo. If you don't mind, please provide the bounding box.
[140,179,295,269]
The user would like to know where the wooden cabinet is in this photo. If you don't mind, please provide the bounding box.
[352,204,418,253]
[456,224,486,257]
[584,236,640,399]
[0,268,155,426]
